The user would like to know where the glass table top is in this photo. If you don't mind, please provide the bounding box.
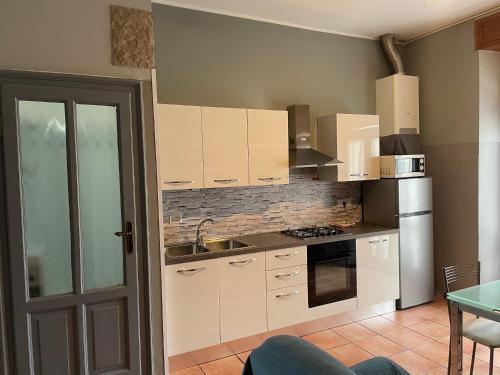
[447,280,500,312]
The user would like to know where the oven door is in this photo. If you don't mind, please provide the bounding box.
[307,240,356,308]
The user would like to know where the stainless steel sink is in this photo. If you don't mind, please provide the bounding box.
[165,243,209,257]
[203,239,252,252]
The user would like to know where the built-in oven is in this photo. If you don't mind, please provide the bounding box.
[307,240,357,308]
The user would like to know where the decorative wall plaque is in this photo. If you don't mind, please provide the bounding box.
[111,5,155,69]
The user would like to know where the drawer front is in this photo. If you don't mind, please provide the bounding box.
[165,259,220,355]
[266,246,307,270]
[267,284,309,331]
[266,265,307,291]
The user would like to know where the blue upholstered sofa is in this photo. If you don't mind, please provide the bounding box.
[243,335,410,375]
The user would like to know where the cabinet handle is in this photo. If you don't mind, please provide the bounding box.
[213,178,239,184]
[165,180,193,185]
[275,271,300,279]
[258,177,282,182]
[276,290,299,299]
[177,267,206,274]
[349,173,368,177]
[229,258,256,266]
[275,251,299,259]
[369,238,388,244]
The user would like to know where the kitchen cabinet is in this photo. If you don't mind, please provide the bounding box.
[475,12,500,51]
[265,246,307,270]
[356,234,400,309]
[165,259,220,355]
[266,265,307,291]
[202,107,249,188]
[219,253,267,342]
[267,284,309,330]
[317,114,380,182]
[376,74,419,137]
[247,109,289,186]
[157,104,204,190]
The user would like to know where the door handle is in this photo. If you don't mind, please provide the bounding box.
[114,221,133,254]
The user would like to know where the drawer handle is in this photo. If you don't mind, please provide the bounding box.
[229,258,256,266]
[275,271,300,279]
[213,178,239,184]
[349,173,368,177]
[275,251,299,259]
[165,180,193,185]
[276,290,299,299]
[369,239,388,244]
[177,267,206,274]
[258,177,282,182]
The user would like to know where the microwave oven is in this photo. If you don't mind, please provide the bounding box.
[380,154,425,178]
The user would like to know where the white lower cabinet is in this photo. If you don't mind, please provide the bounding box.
[165,259,220,355]
[356,234,400,308]
[267,284,309,330]
[219,253,267,342]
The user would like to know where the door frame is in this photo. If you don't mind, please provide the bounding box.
[0,70,164,375]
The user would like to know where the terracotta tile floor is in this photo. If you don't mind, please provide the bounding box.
[170,299,500,374]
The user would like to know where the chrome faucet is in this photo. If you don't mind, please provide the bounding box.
[196,218,215,247]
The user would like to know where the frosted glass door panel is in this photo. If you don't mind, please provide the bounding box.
[18,101,73,298]
[76,104,124,291]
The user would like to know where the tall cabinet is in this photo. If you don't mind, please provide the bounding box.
[317,113,380,182]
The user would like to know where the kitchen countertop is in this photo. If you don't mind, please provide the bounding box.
[164,223,399,265]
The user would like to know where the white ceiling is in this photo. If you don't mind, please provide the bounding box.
[153,0,500,41]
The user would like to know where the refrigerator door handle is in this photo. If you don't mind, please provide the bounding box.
[396,210,432,218]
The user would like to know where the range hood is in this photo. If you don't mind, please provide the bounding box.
[287,105,343,168]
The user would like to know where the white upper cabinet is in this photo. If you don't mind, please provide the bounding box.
[376,74,419,137]
[356,234,400,309]
[157,104,204,190]
[247,109,289,186]
[317,113,380,182]
[202,107,250,188]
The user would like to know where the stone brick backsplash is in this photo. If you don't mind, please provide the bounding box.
[163,173,362,244]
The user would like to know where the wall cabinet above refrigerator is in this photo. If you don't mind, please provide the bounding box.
[157,104,289,190]
[317,113,380,182]
[376,74,419,137]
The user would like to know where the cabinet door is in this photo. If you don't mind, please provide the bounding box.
[356,234,400,309]
[337,114,380,182]
[219,253,267,342]
[247,109,289,186]
[267,284,308,330]
[202,107,249,188]
[157,104,204,190]
[364,120,381,180]
[165,259,220,355]
[394,75,419,134]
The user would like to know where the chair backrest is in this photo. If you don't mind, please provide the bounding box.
[442,262,480,316]
[442,262,480,295]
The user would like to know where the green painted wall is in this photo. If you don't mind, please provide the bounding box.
[153,4,389,146]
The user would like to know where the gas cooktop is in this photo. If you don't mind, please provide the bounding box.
[281,225,348,239]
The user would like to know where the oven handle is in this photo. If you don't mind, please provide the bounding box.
[275,290,299,299]
[275,251,299,259]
